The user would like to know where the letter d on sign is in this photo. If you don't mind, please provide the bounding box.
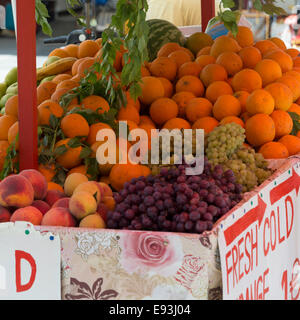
[15,250,36,293]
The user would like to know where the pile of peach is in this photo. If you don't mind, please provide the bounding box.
[0,169,114,228]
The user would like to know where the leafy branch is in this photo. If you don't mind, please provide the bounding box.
[211,0,287,36]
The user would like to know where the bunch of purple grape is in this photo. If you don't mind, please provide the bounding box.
[107,158,243,234]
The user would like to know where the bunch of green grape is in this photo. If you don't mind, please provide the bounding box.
[206,123,245,166]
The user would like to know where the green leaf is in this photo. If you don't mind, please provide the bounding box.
[221,0,235,9]
[49,114,59,129]
[253,0,263,11]
[288,112,300,136]
[54,145,68,157]
[79,147,92,159]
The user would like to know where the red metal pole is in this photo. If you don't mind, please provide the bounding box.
[201,0,216,32]
[16,0,38,170]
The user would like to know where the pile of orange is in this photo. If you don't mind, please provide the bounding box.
[122,27,300,160]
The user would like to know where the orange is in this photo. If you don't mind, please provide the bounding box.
[7,121,19,150]
[149,56,177,81]
[216,51,243,76]
[141,65,151,77]
[288,103,300,116]
[139,76,165,105]
[293,56,300,67]
[117,104,140,124]
[258,141,289,159]
[52,74,72,84]
[200,64,228,87]
[56,79,79,91]
[61,113,90,138]
[109,163,144,191]
[254,40,278,55]
[276,75,300,102]
[205,81,233,104]
[234,91,250,113]
[71,57,90,76]
[86,122,112,146]
[37,81,57,106]
[54,138,82,169]
[245,113,275,147]
[270,37,287,50]
[48,48,69,58]
[124,120,139,133]
[192,116,219,134]
[37,100,64,126]
[123,90,141,111]
[228,26,254,48]
[210,35,241,58]
[265,82,293,111]
[232,68,262,93]
[168,50,192,69]
[149,98,178,125]
[77,40,100,59]
[284,70,300,83]
[51,88,78,106]
[270,110,293,138]
[4,95,19,118]
[139,115,155,127]
[178,47,195,60]
[254,59,282,87]
[67,165,92,179]
[278,135,300,155]
[178,61,202,79]
[175,75,204,97]
[64,44,79,58]
[162,118,191,130]
[38,163,56,182]
[0,140,9,171]
[212,95,241,120]
[157,42,181,58]
[185,97,213,123]
[238,46,262,69]
[77,57,97,79]
[81,95,110,114]
[47,182,64,193]
[285,48,299,59]
[220,116,244,128]
[172,91,196,117]
[197,46,211,56]
[264,50,293,73]
[240,111,251,123]
[195,55,216,69]
[246,89,275,115]
[158,77,173,98]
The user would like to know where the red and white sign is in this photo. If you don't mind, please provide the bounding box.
[0,221,61,300]
[218,163,300,300]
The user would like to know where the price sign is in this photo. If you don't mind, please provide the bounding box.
[218,163,300,300]
[0,221,61,300]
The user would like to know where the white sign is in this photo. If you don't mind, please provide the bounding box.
[0,221,61,300]
[218,163,300,300]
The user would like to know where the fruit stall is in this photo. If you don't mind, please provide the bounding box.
[0,0,300,300]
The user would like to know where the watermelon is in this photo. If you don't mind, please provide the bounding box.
[146,19,186,61]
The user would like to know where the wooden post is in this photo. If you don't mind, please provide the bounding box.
[16,0,38,170]
[201,0,216,31]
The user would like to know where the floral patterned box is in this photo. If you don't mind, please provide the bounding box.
[36,157,300,300]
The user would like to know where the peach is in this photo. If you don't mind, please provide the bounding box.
[69,191,97,220]
[31,200,50,215]
[98,182,113,198]
[10,206,43,225]
[101,196,115,211]
[73,181,101,204]
[79,213,106,229]
[52,197,70,209]
[44,189,66,207]
[96,203,108,222]
[41,207,77,227]
[64,173,89,196]
[19,169,48,200]
[0,206,11,222]
[0,175,34,208]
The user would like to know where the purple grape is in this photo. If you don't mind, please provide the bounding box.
[139,203,146,213]
[176,223,185,232]
[147,206,158,220]
[146,175,155,184]
[185,220,194,231]
[190,211,201,221]
[112,211,121,221]
[195,221,207,233]
[144,196,155,207]
[199,180,209,189]
[144,186,154,195]
[158,215,166,224]
[176,193,187,205]
[179,212,189,223]
[190,198,200,206]
[119,218,129,228]
[203,213,213,221]
[199,201,208,209]
[184,188,194,198]
[199,189,208,198]
[128,184,136,193]
[160,210,168,217]
[124,182,130,189]
[114,194,123,203]
[215,196,226,208]
[206,221,213,230]
[153,192,161,200]
[162,220,172,230]
[142,216,152,228]
[207,205,218,216]
[228,183,236,192]
[164,198,174,209]
[156,200,164,211]
[160,167,169,176]
[124,209,135,220]
[107,220,118,229]
[136,180,146,190]
[168,207,177,215]
[177,175,186,183]
[206,193,215,203]
[221,207,229,215]
[120,189,128,198]
[197,207,206,215]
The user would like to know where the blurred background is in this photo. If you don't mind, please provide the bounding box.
[1,0,300,81]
